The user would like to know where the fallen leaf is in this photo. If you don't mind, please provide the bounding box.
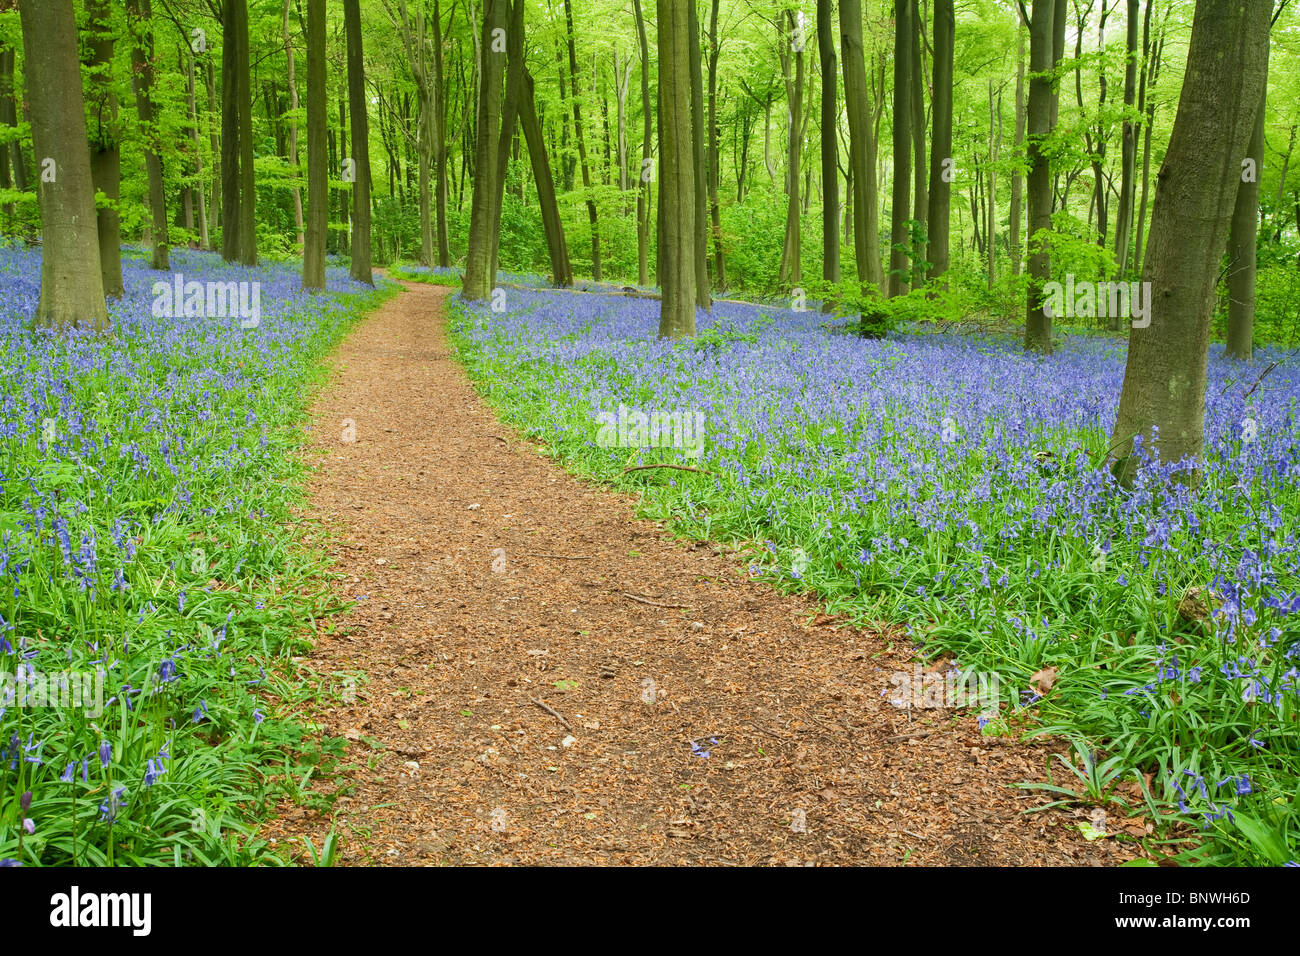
[1029,666,1058,695]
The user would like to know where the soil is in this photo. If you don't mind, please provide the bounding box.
[263,279,1135,866]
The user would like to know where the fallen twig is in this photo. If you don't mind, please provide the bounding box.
[529,697,572,732]
[525,552,595,560]
[886,730,938,743]
[619,591,692,609]
[621,463,715,477]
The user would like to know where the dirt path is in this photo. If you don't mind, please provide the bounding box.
[268,280,1126,866]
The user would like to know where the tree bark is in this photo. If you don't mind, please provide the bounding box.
[344,0,372,283]
[127,0,169,271]
[284,0,305,248]
[688,0,710,307]
[910,0,927,278]
[926,0,954,283]
[656,0,696,338]
[841,0,884,290]
[888,0,912,296]
[633,0,652,287]
[818,0,839,306]
[463,0,507,300]
[1226,76,1267,361]
[1113,0,1140,274]
[563,0,601,280]
[522,69,572,286]
[303,0,328,290]
[1110,0,1270,483]
[1009,25,1025,276]
[1024,0,1056,353]
[19,0,108,330]
[234,0,256,265]
[706,0,726,289]
[84,0,122,296]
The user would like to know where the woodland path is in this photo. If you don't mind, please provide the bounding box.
[266,280,1127,866]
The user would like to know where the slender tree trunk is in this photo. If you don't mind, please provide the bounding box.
[1009,26,1025,277]
[126,0,169,270]
[1111,0,1270,482]
[656,0,696,338]
[433,0,451,266]
[303,0,328,290]
[344,0,372,283]
[689,0,710,307]
[564,0,601,279]
[633,0,652,287]
[206,57,221,237]
[1024,0,1056,353]
[842,0,884,290]
[184,51,209,251]
[284,0,305,248]
[926,0,954,283]
[489,0,525,282]
[463,0,507,300]
[522,69,572,286]
[1226,76,1267,361]
[19,0,108,330]
[888,0,912,296]
[910,0,927,279]
[818,0,839,306]
[234,0,256,266]
[85,0,122,296]
[778,10,804,286]
[707,0,726,288]
[1113,0,1140,274]
[987,79,999,287]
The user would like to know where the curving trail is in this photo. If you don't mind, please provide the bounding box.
[267,280,1126,866]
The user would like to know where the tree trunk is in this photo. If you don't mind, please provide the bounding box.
[563,0,601,280]
[888,0,912,296]
[303,0,328,290]
[1110,0,1270,482]
[707,0,726,289]
[125,0,169,270]
[842,0,884,290]
[522,69,572,286]
[1009,25,1025,276]
[689,0,710,308]
[284,0,305,248]
[84,0,122,296]
[910,0,927,278]
[184,50,210,251]
[433,0,451,266]
[778,10,804,287]
[234,0,256,266]
[463,0,507,300]
[489,0,525,282]
[818,0,839,306]
[633,0,652,287]
[19,0,108,330]
[1226,77,1267,361]
[1024,0,1055,354]
[926,0,954,283]
[656,0,696,338]
[1113,0,1140,274]
[344,0,372,283]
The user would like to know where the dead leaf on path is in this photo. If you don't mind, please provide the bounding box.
[1029,666,1058,695]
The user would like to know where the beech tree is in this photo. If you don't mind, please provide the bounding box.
[19,0,108,330]
[303,0,328,290]
[1110,0,1271,482]
[657,0,696,339]
[344,0,373,284]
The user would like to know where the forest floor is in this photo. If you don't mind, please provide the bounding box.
[264,279,1132,866]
